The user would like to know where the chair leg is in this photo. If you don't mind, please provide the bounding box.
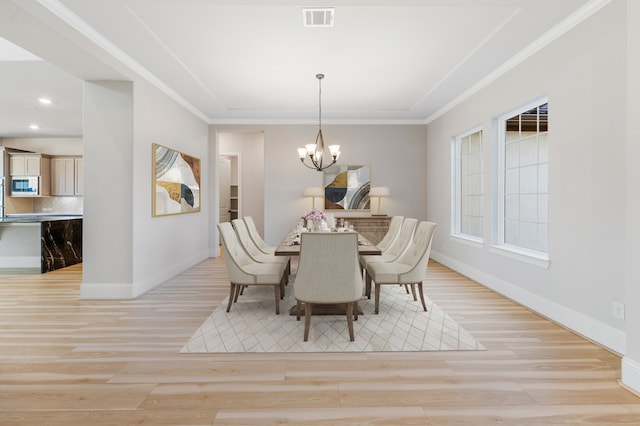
[375,283,381,314]
[234,285,242,302]
[304,303,312,341]
[226,284,236,312]
[365,273,372,299]
[285,259,291,284]
[417,282,427,311]
[273,285,280,315]
[403,284,410,294]
[346,302,355,341]
[409,283,417,301]
[354,300,359,321]
[296,300,302,321]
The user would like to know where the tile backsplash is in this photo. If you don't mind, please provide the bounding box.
[34,197,83,214]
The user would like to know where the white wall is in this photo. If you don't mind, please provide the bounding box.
[622,0,640,393]
[131,78,210,297]
[210,124,427,249]
[81,81,134,298]
[81,79,209,299]
[426,0,627,353]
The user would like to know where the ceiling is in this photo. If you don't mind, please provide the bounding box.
[0,0,604,138]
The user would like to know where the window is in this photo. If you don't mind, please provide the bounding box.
[452,127,483,241]
[497,100,548,256]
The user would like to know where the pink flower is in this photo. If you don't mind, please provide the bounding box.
[304,209,326,221]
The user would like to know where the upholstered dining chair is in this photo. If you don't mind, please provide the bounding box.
[376,215,404,252]
[365,221,436,314]
[294,232,364,342]
[232,218,290,283]
[243,216,275,254]
[360,217,418,298]
[217,222,287,314]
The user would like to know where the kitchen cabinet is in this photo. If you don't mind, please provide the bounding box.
[52,158,75,195]
[10,155,44,176]
[51,157,83,196]
[74,158,84,195]
[0,216,83,272]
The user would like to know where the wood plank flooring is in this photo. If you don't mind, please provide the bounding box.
[1,258,639,425]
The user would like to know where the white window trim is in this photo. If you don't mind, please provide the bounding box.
[494,96,550,266]
[451,234,484,249]
[450,125,484,243]
[489,244,551,269]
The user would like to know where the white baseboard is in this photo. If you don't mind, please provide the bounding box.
[131,252,210,298]
[80,251,210,300]
[430,251,626,355]
[622,357,640,394]
[0,256,40,268]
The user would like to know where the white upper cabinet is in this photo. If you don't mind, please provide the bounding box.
[10,155,42,176]
[74,158,84,196]
[51,156,83,196]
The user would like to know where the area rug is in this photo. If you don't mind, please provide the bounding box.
[181,283,484,353]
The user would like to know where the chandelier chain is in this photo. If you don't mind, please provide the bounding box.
[317,73,322,130]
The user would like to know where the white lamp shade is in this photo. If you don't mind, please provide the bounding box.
[303,187,325,197]
[369,186,390,197]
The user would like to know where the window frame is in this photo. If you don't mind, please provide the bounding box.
[492,97,550,268]
[451,125,484,245]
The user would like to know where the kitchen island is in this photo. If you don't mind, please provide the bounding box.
[0,215,82,273]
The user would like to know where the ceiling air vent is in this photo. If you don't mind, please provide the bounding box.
[303,8,334,27]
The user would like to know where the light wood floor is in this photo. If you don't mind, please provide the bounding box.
[1,258,639,425]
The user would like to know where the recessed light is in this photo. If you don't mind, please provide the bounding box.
[29,124,40,130]
[38,97,52,105]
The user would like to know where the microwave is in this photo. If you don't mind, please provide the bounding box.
[11,176,40,196]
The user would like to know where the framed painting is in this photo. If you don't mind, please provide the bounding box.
[323,164,371,211]
[152,143,201,216]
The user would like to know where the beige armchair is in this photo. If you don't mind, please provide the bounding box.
[294,232,364,341]
[376,215,404,252]
[217,222,287,314]
[232,218,290,282]
[365,221,436,314]
[360,217,417,297]
[243,216,275,254]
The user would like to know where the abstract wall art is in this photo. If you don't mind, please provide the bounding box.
[152,143,201,216]
[323,164,371,211]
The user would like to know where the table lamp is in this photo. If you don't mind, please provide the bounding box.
[369,186,390,216]
[303,187,324,209]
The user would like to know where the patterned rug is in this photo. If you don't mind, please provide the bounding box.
[181,281,484,353]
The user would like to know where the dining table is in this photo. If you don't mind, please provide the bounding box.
[274,228,382,257]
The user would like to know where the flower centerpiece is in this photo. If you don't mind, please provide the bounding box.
[304,209,326,231]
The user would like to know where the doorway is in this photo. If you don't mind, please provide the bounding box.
[217,131,265,236]
[218,154,239,224]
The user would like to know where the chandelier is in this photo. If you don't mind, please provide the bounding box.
[297,73,341,171]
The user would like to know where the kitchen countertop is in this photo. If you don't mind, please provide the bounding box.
[0,214,83,224]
